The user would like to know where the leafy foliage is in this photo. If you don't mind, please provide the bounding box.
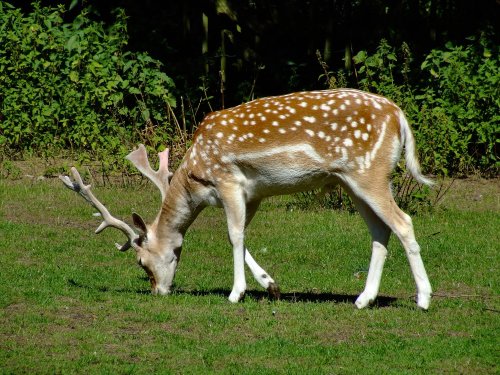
[352,35,499,177]
[0,2,176,164]
[417,35,499,175]
[316,36,499,213]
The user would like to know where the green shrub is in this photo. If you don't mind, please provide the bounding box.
[352,36,499,177]
[0,2,176,164]
[417,34,499,175]
[315,37,499,213]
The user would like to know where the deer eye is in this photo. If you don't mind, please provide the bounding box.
[136,235,146,247]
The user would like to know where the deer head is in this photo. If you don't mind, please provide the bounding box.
[60,146,178,295]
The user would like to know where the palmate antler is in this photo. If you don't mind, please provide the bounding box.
[59,167,140,251]
[126,144,173,201]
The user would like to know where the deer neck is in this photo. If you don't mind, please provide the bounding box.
[154,167,205,241]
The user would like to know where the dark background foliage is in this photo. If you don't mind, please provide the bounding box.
[9,0,499,106]
[1,0,498,177]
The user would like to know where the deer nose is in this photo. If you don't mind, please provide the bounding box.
[152,286,171,296]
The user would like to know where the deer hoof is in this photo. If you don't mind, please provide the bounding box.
[355,293,374,309]
[267,282,281,300]
[229,290,245,303]
[416,293,431,310]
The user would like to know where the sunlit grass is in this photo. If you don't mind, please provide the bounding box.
[0,179,498,373]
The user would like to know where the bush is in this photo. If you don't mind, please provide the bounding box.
[315,36,498,212]
[352,35,499,177]
[417,34,499,175]
[0,2,176,164]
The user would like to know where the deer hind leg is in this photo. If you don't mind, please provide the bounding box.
[345,179,432,309]
[390,205,433,309]
[350,195,392,309]
[381,196,432,309]
[244,201,280,299]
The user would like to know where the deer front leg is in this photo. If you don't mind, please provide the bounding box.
[244,249,280,299]
[222,186,247,303]
[244,201,280,299]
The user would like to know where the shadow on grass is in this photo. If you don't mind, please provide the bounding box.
[186,288,399,307]
[67,278,399,307]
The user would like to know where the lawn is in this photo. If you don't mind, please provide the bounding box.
[0,174,498,374]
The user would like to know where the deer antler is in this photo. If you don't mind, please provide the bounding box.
[126,144,172,201]
[59,167,140,251]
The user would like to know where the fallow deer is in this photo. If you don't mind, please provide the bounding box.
[61,88,433,309]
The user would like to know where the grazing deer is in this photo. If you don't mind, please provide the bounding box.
[61,89,433,309]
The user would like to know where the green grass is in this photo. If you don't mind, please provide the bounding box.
[0,178,498,374]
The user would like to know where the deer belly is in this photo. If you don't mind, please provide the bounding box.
[211,143,352,198]
[242,165,332,197]
[227,146,342,197]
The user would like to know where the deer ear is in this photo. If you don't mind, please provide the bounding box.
[132,213,147,235]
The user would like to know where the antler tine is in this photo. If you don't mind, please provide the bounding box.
[158,148,173,184]
[59,167,139,252]
[126,144,172,201]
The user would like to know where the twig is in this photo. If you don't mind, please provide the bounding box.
[433,177,455,206]
[181,96,187,136]
[432,292,499,299]
[200,83,214,113]
[316,50,333,88]
[483,308,500,313]
[166,102,187,151]
[248,64,264,101]
[186,95,201,134]
[219,70,225,109]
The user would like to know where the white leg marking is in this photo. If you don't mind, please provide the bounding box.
[243,201,279,297]
[245,249,276,289]
[355,241,388,309]
[404,238,432,309]
[223,190,247,303]
[349,194,391,309]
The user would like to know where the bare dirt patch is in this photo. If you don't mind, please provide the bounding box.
[436,177,499,212]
